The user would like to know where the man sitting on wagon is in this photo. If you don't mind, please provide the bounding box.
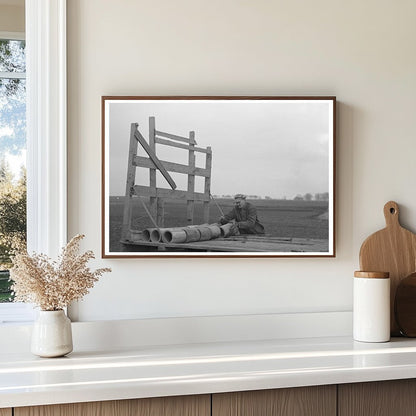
[219,194,265,235]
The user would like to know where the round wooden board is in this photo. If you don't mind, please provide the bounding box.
[395,272,416,337]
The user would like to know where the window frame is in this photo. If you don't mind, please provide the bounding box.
[0,31,24,41]
[26,0,67,257]
[0,0,67,323]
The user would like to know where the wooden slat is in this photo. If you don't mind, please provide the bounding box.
[155,137,210,154]
[339,380,416,416]
[212,386,336,416]
[133,185,209,202]
[121,123,139,242]
[138,197,158,228]
[0,409,12,416]
[15,395,210,416]
[203,201,210,223]
[134,156,210,177]
[148,116,158,224]
[187,131,196,224]
[134,127,176,190]
[157,198,165,228]
[203,146,212,223]
[156,129,196,145]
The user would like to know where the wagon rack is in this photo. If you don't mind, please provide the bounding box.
[120,117,214,250]
[120,118,328,253]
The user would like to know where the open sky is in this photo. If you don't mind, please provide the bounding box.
[106,99,333,199]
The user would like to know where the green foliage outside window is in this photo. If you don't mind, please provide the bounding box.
[0,162,26,302]
[0,38,27,302]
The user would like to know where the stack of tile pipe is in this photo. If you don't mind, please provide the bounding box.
[142,222,235,244]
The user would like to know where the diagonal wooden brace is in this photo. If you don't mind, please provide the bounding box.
[133,123,177,190]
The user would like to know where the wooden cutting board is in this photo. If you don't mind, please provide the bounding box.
[359,201,416,335]
[395,272,416,337]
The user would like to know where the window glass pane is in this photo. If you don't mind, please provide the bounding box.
[0,78,26,153]
[0,39,26,73]
[0,39,26,303]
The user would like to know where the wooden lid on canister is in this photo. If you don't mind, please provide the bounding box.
[354,271,389,279]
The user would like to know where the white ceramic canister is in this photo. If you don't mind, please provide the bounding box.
[353,271,390,342]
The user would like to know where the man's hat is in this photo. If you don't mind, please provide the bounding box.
[234,193,246,200]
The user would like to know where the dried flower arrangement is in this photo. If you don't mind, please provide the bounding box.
[10,234,111,311]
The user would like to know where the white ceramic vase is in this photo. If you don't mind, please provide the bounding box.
[31,310,73,357]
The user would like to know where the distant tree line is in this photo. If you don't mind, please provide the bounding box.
[212,192,329,201]
[293,192,329,201]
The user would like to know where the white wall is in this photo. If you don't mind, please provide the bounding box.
[67,0,416,322]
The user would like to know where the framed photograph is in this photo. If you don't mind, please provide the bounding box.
[102,96,336,258]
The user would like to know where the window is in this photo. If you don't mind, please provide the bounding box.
[0,35,26,306]
[0,0,67,324]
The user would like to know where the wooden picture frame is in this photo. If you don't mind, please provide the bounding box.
[102,96,336,258]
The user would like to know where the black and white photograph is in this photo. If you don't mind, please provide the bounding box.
[102,96,335,257]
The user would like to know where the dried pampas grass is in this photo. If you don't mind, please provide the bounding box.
[10,234,111,311]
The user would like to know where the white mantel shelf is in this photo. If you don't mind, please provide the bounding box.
[2,336,416,408]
